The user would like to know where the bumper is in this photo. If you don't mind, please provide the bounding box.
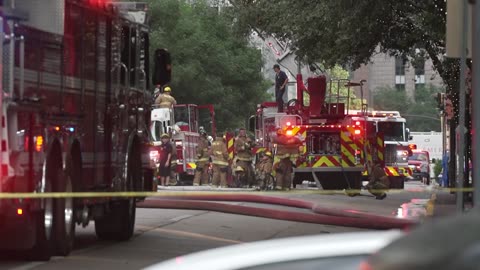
[294,167,363,173]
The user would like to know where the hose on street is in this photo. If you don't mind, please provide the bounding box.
[138,194,417,230]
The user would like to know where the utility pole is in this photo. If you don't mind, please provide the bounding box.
[455,0,469,212]
[473,0,480,209]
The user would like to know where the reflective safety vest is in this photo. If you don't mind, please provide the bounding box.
[235,135,253,161]
[196,137,210,163]
[211,138,229,166]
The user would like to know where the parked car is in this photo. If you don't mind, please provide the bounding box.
[408,150,430,185]
[144,230,404,270]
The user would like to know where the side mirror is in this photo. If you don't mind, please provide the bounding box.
[153,48,172,87]
[409,135,413,140]
[248,115,255,133]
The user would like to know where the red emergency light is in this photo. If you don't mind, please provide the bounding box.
[408,144,417,150]
[354,129,361,135]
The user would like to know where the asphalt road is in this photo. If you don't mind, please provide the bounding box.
[0,181,434,270]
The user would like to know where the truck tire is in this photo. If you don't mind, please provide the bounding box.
[53,164,76,256]
[95,144,138,241]
[28,182,54,261]
[95,198,136,241]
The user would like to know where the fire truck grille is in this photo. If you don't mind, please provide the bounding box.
[384,144,397,164]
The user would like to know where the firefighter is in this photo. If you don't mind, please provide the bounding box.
[234,128,254,187]
[255,151,274,189]
[169,145,178,186]
[155,86,177,108]
[274,153,293,190]
[158,133,173,186]
[365,160,389,200]
[211,134,230,188]
[193,130,210,186]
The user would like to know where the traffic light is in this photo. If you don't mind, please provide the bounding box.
[153,48,172,86]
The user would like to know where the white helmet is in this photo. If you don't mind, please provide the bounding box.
[207,136,213,143]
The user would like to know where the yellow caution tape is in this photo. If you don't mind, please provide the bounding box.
[0,186,472,199]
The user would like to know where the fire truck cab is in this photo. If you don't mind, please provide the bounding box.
[349,110,413,189]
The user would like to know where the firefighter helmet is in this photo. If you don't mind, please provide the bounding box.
[164,86,172,92]
[161,133,170,139]
[265,151,272,157]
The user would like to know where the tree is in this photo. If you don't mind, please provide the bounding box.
[147,0,270,132]
[327,65,365,110]
[231,0,463,188]
[373,84,442,132]
[373,86,410,114]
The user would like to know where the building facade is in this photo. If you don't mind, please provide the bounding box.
[351,48,445,107]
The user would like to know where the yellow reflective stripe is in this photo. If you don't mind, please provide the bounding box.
[385,166,399,176]
[198,158,210,162]
[212,160,229,166]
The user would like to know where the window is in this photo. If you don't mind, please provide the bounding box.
[395,57,406,90]
[414,59,425,85]
[395,57,406,76]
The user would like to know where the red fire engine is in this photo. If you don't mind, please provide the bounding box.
[0,1,154,259]
[150,102,215,185]
[348,110,413,189]
[251,75,379,191]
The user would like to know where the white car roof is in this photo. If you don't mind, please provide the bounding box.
[144,230,403,270]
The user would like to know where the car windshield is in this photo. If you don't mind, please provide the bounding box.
[409,153,428,161]
[377,122,405,141]
[4,1,474,270]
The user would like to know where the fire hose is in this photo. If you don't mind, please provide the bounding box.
[138,194,417,230]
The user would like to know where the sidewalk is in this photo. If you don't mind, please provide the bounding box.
[430,187,473,218]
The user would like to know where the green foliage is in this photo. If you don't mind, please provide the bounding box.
[231,0,459,113]
[373,84,443,132]
[326,66,365,110]
[147,0,270,131]
[373,86,410,114]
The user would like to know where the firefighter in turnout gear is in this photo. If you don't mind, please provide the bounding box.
[211,134,230,188]
[365,160,389,200]
[193,130,210,186]
[169,145,178,186]
[274,154,293,190]
[234,128,254,187]
[155,86,177,108]
[256,151,273,188]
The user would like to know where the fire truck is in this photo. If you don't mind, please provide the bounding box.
[349,110,413,189]
[150,102,215,185]
[251,75,371,191]
[0,0,154,259]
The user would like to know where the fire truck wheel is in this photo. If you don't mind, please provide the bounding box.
[95,198,136,241]
[53,164,76,256]
[28,182,54,261]
[95,145,138,241]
